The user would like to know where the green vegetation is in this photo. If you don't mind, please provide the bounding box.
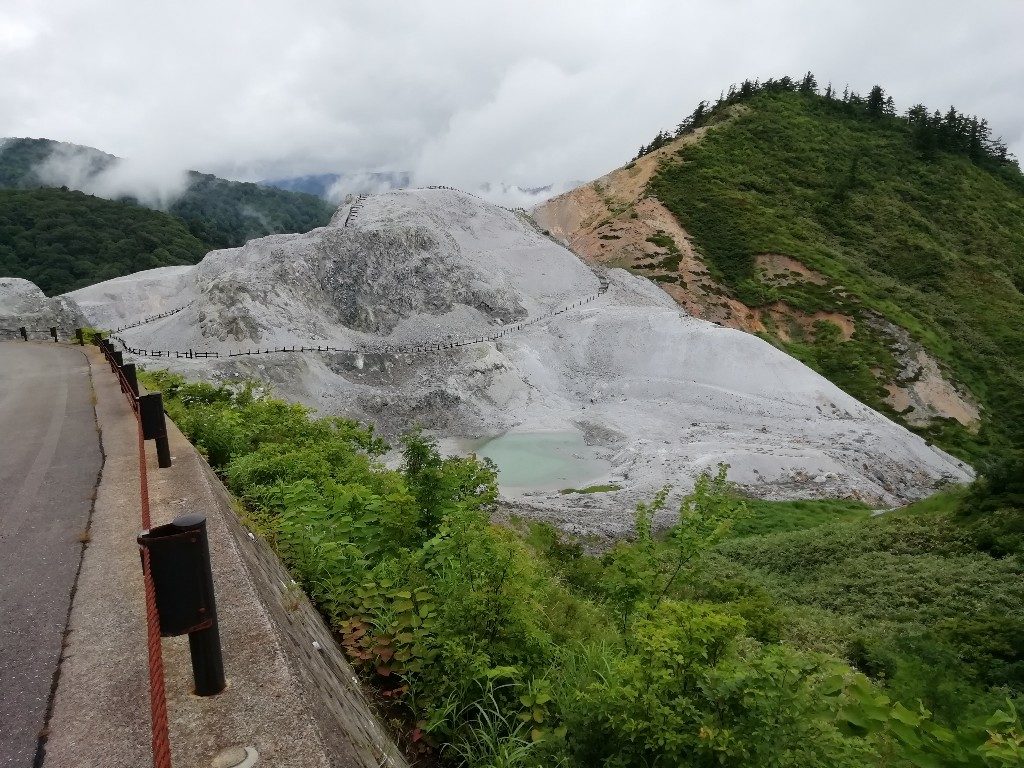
[167,171,334,250]
[778,319,896,413]
[0,188,208,294]
[0,137,334,293]
[729,496,871,537]
[559,483,621,495]
[79,326,108,344]
[641,230,683,272]
[645,81,1024,463]
[142,369,1024,766]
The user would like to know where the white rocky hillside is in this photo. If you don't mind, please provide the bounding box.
[61,188,970,536]
[0,277,86,338]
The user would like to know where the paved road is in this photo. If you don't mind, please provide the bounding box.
[0,343,102,768]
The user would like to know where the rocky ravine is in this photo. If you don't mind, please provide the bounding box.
[51,188,970,537]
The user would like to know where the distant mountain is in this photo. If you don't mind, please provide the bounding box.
[260,171,410,201]
[259,173,559,206]
[0,137,335,252]
[0,137,117,188]
[480,181,553,197]
[259,173,344,198]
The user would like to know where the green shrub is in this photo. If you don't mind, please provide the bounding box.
[145,371,1021,766]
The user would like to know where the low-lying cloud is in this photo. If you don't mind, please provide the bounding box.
[0,0,1021,202]
[33,143,191,209]
[324,172,411,204]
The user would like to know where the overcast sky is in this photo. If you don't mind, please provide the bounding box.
[2,0,1022,199]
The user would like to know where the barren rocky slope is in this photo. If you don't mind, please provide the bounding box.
[0,277,85,337]
[532,119,981,433]
[62,188,969,535]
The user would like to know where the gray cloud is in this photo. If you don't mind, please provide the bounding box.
[33,143,191,209]
[1,0,1022,202]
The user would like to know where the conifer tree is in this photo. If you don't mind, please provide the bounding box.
[968,117,984,162]
[629,72,1017,169]
[907,105,938,160]
[866,85,885,117]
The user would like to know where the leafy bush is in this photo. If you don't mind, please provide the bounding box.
[569,602,870,768]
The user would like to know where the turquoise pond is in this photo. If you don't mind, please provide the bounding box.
[474,431,611,493]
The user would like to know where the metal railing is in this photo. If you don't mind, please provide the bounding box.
[107,277,610,361]
[97,338,174,768]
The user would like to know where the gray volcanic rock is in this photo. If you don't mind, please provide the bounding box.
[66,266,192,330]
[66,188,973,536]
[0,277,86,336]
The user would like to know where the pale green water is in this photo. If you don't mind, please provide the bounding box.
[475,431,610,493]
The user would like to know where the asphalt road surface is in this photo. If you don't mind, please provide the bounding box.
[0,343,102,768]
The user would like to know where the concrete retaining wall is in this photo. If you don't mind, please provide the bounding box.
[192,453,407,767]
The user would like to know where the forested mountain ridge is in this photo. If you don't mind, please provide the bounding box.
[0,188,208,294]
[534,76,1024,467]
[0,137,117,188]
[0,137,335,293]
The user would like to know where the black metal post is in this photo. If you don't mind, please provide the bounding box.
[19,327,27,341]
[122,363,139,397]
[188,623,226,697]
[179,515,225,696]
[139,392,172,468]
[137,513,226,696]
[50,326,57,342]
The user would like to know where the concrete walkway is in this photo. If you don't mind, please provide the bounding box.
[0,342,102,768]
[41,346,403,767]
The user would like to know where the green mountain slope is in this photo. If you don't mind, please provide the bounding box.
[0,137,115,188]
[645,84,1024,461]
[0,188,208,294]
[167,171,334,249]
[0,137,335,271]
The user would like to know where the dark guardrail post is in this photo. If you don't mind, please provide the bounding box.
[75,328,85,345]
[50,326,57,342]
[139,392,172,468]
[122,363,139,397]
[137,513,226,696]
[19,327,27,341]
